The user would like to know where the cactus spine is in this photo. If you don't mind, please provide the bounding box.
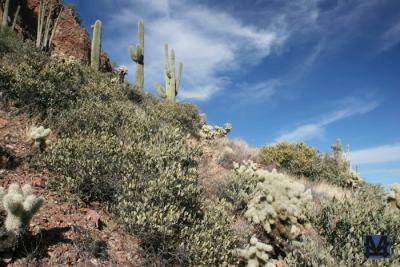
[91,20,102,70]
[11,5,20,31]
[1,0,10,32]
[154,43,183,102]
[128,19,144,90]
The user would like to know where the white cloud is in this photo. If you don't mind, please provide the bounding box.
[379,20,400,52]
[275,97,379,142]
[102,0,287,101]
[234,79,282,101]
[351,145,400,165]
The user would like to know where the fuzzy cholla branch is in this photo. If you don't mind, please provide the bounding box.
[0,183,44,233]
[27,126,51,152]
[234,236,275,267]
[200,122,233,140]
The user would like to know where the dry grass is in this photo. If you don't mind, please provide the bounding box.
[303,178,353,201]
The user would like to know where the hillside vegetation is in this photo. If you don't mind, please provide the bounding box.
[0,29,399,267]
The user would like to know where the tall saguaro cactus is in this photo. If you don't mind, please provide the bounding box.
[36,0,54,50]
[91,19,102,70]
[128,19,144,90]
[154,44,183,102]
[36,0,45,48]
[1,0,10,32]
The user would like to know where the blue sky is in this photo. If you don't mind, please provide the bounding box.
[64,0,400,188]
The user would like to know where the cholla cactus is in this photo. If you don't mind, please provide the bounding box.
[244,169,312,240]
[235,236,275,267]
[199,122,233,140]
[344,170,363,187]
[0,183,44,232]
[116,65,128,84]
[233,160,258,176]
[27,126,51,152]
[386,184,400,210]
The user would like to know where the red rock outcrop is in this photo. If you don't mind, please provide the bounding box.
[49,7,91,64]
[1,0,112,71]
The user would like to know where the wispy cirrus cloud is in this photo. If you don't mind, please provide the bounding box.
[379,20,400,52]
[275,96,379,142]
[233,79,283,102]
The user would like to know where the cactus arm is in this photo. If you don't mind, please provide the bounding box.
[23,195,44,215]
[128,45,138,62]
[42,4,54,50]
[164,44,171,78]
[36,0,46,48]
[43,4,54,49]
[154,83,167,99]
[90,20,102,70]
[3,194,24,214]
[128,19,144,90]
[176,62,183,93]
[22,184,33,197]
[49,6,63,50]
[11,5,20,31]
[1,0,10,32]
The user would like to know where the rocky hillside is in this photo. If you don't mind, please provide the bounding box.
[0,2,399,266]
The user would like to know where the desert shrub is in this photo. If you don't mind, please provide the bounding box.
[311,184,400,266]
[315,155,362,187]
[259,142,320,179]
[0,54,84,115]
[144,101,202,136]
[219,160,260,213]
[38,133,125,202]
[178,199,238,266]
[386,183,400,210]
[0,31,40,56]
[285,236,336,267]
[216,139,256,169]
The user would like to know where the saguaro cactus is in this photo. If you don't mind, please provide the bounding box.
[1,0,10,32]
[36,0,54,50]
[331,138,343,162]
[36,0,45,48]
[11,5,20,31]
[91,20,102,70]
[128,19,144,90]
[154,44,183,102]
[0,183,44,232]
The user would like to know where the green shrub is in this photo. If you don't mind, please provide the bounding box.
[0,56,84,115]
[311,184,400,266]
[38,133,125,202]
[315,155,362,187]
[145,101,202,137]
[259,142,320,179]
[216,139,255,169]
[285,236,336,267]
